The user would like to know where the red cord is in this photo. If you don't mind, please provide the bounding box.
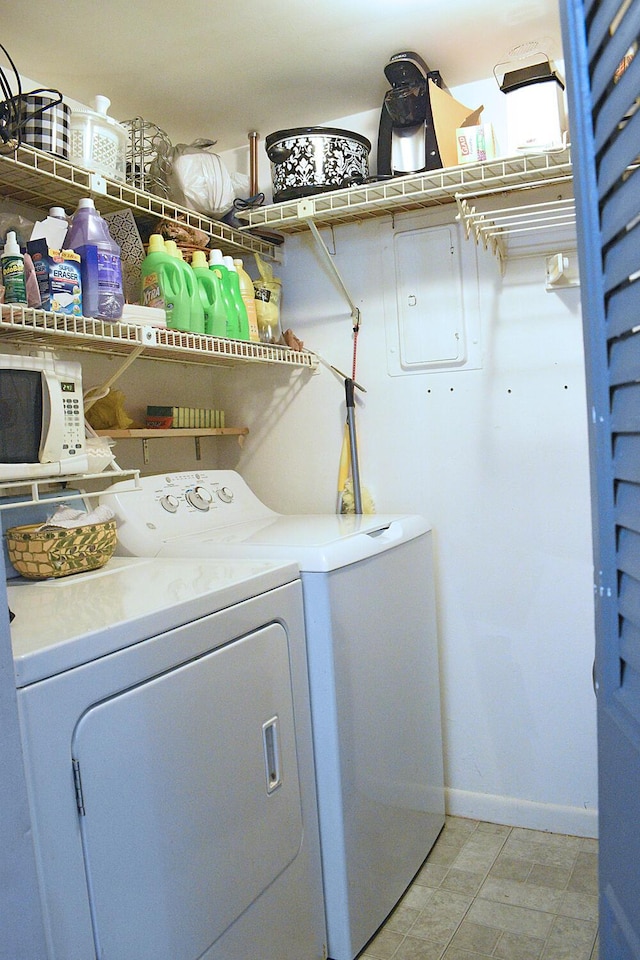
[351,318,359,382]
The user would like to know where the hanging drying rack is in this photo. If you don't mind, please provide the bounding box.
[454,180,576,274]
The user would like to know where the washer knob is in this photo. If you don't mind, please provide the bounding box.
[159,494,180,513]
[186,486,212,511]
[217,486,234,503]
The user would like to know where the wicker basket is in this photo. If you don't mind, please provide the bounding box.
[5,520,117,580]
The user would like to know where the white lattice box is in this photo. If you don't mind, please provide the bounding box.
[103,209,146,304]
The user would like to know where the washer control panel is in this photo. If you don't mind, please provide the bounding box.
[105,470,277,548]
[159,477,236,514]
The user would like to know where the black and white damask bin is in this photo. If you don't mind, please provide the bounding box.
[265,126,371,203]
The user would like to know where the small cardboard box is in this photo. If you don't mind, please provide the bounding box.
[26,239,82,315]
[428,80,484,169]
[146,406,174,429]
[456,123,497,164]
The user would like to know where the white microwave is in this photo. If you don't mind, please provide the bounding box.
[0,353,88,481]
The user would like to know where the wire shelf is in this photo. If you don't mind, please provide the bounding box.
[0,470,140,511]
[238,147,573,234]
[0,144,278,259]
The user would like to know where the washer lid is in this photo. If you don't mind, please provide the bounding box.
[101,470,431,571]
[158,513,430,572]
[8,556,299,686]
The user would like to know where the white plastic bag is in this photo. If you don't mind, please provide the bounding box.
[165,139,249,219]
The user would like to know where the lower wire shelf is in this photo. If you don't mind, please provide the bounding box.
[0,470,141,511]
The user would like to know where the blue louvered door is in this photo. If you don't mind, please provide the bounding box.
[560,1,640,956]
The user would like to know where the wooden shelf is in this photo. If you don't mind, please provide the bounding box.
[93,427,249,464]
[94,428,248,439]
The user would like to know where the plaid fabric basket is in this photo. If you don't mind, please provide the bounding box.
[7,94,70,158]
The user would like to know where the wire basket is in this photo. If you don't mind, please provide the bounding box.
[6,520,117,580]
[124,116,172,197]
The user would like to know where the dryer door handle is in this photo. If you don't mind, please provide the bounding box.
[262,716,283,794]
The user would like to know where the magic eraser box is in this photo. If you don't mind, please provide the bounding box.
[27,239,83,315]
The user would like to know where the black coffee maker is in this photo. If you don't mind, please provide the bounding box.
[377,51,446,177]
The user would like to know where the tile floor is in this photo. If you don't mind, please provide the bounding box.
[358,816,599,960]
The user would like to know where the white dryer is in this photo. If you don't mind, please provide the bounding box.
[102,470,446,960]
[8,554,326,960]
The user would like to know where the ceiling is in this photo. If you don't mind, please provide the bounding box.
[2,0,564,153]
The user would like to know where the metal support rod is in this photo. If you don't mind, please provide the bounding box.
[305,217,361,329]
[249,131,259,198]
[83,344,146,412]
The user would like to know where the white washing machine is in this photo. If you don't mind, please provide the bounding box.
[102,470,446,960]
[8,553,326,960]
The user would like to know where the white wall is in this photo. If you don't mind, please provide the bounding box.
[211,202,597,838]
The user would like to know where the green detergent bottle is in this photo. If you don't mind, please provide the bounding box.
[223,256,250,341]
[209,249,240,339]
[140,234,184,328]
[191,250,227,337]
[165,241,204,333]
[179,248,205,334]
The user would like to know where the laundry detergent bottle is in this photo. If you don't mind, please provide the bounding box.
[233,258,260,342]
[208,249,239,339]
[191,250,227,337]
[49,206,70,223]
[65,198,124,321]
[180,249,204,334]
[165,240,203,333]
[223,256,250,341]
[140,233,184,328]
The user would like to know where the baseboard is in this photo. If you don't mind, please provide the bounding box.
[445,787,598,839]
